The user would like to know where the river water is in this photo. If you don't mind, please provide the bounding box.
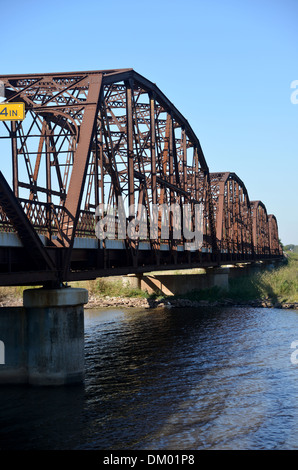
[0,305,297,450]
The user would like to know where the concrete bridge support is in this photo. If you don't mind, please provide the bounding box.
[126,267,230,296]
[125,260,285,297]
[0,287,88,386]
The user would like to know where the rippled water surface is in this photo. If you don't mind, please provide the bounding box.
[0,306,298,450]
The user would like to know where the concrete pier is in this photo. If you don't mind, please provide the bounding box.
[0,287,88,386]
[125,267,230,296]
[123,260,284,296]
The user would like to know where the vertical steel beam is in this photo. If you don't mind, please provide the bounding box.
[150,95,157,206]
[99,120,104,206]
[252,204,257,255]
[168,114,174,190]
[168,114,174,248]
[31,119,46,200]
[217,180,225,250]
[126,81,135,219]
[11,121,18,198]
[94,134,99,211]
[45,120,52,206]
[45,119,52,239]
[232,180,236,253]
[194,147,199,201]
[48,122,64,196]
[62,75,102,243]
[182,130,187,192]
[235,183,240,253]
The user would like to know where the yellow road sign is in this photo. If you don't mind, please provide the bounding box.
[0,102,25,121]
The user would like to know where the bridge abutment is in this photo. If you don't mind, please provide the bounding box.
[125,261,284,296]
[126,267,230,296]
[0,287,88,386]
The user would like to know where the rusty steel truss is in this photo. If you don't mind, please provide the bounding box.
[0,69,282,286]
[210,172,253,260]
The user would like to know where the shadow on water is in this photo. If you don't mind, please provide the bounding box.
[0,306,230,450]
[0,306,297,450]
[0,382,86,450]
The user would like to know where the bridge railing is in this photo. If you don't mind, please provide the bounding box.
[0,199,98,239]
[0,205,13,232]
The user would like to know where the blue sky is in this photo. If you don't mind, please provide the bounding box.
[1,0,297,244]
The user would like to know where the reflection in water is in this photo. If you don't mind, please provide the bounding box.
[0,306,297,450]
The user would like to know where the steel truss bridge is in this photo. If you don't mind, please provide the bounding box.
[0,69,282,287]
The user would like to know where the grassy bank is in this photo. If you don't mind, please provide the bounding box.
[70,277,150,299]
[172,253,298,305]
[0,278,150,307]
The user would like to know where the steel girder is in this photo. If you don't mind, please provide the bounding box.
[210,172,253,259]
[251,200,270,256]
[268,214,282,256]
[210,173,281,259]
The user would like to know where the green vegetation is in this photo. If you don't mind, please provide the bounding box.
[172,253,298,305]
[255,253,298,303]
[70,278,150,299]
[0,284,28,305]
[284,244,298,253]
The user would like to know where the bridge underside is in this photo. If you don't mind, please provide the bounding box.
[0,233,281,286]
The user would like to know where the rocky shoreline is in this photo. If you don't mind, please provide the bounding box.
[86,294,298,310]
[0,293,296,310]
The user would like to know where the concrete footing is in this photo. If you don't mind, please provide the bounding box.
[0,287,88,386]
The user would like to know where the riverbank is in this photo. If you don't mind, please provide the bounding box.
[0,253,297,311]
[85,293,298,310]
[1,291,297,310]
[2,289,297,310]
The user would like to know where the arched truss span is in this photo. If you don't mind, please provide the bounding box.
[251,200,270,256]
[268,214,282,256]
[0,69,218,277]
[210,172,253,259]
